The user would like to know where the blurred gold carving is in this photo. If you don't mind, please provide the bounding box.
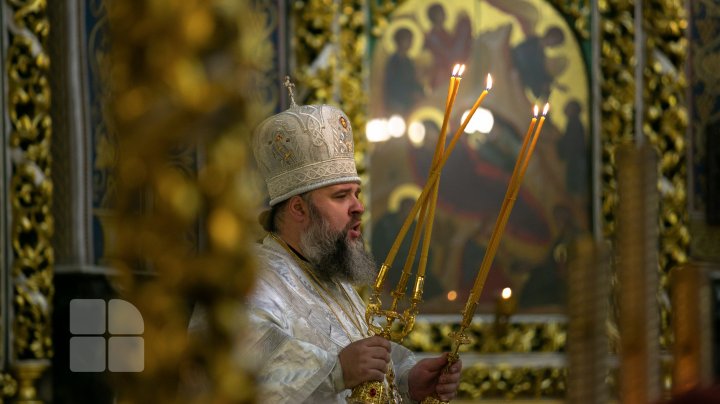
[548,0,590,39]
[6,0,54,371]
[644,0,689,352]
[0,373,18,402]
[400,316,568,399]
[292,0,368,175]
[599,0,636,240]
[600,0,689,359]
[108,0,272,401]
[459,365,566,400]
[405,317,566,355]
[12,360,48,404]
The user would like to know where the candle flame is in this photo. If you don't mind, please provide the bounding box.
[457,64,466,77]
[542,103,550,116]
[452,64,460,76]
[533,105,539,117]
[486,74,493,90]
[501,287,512,299]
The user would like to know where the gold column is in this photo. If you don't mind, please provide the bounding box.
[108,0,272,401]
[5,0,54,401]
[567,236,609,404]
[601,0,689,393]
[616,144,661,404]
[643,0,690,353]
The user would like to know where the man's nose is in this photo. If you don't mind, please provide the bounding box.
[350,195,364,215]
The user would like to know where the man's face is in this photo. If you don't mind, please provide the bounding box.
[299,183,377,285]
[306,183,364,240]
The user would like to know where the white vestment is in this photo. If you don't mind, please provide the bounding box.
[247,235,416,403]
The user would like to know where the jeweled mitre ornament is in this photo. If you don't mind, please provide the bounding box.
[252,77,360,206]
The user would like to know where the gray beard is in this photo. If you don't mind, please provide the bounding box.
[299,202,377,286]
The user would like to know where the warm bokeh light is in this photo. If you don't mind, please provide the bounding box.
[462,107,494,134]
[388,115,406,138]
[407,121,426,146]
[447,290,457,301]
[501,287,512,299]
[366,118,390,142]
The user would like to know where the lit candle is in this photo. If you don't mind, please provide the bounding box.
[395,65,464,305]
[378,65,465,294]
[496,287,517,317]
[506,105,538,195]
[513,103,549,197]
[433,64,464,178]
[460,103,549,329]
[444,64,461,111]
[439,74,492,171]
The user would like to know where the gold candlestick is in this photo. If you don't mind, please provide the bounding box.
[391,65,463,308]
[421,104,548,404]
[465,104,546,320]
[354,66,473,404]
[373,73,491,294]
[373,66,467,294]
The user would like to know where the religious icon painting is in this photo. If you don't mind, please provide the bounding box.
[367,0,592,314]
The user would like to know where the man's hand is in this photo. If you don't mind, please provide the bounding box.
[408,353,462,402]
[338,336,391,388]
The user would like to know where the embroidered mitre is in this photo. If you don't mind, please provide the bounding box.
[252,103,360,206]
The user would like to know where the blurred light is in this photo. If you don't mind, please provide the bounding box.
[388,115,406,138]
[462,107,494,134]
[501,287,512,299]
[366,118,390,142]
[407,121,426,146]
[475,108,494,133]
[447,290,457,301]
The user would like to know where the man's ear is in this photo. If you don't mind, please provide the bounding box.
[286,195,309,223]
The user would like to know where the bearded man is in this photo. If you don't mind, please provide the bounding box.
[248,91,462,403]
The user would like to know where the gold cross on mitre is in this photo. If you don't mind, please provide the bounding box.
[283,76,297,108]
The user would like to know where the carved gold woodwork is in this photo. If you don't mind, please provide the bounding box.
[7,0,54,364]
[107,0,272,401]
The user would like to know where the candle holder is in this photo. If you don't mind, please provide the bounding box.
[12,359,49,404]
[350,68,495,404]
[420,104,549,404]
